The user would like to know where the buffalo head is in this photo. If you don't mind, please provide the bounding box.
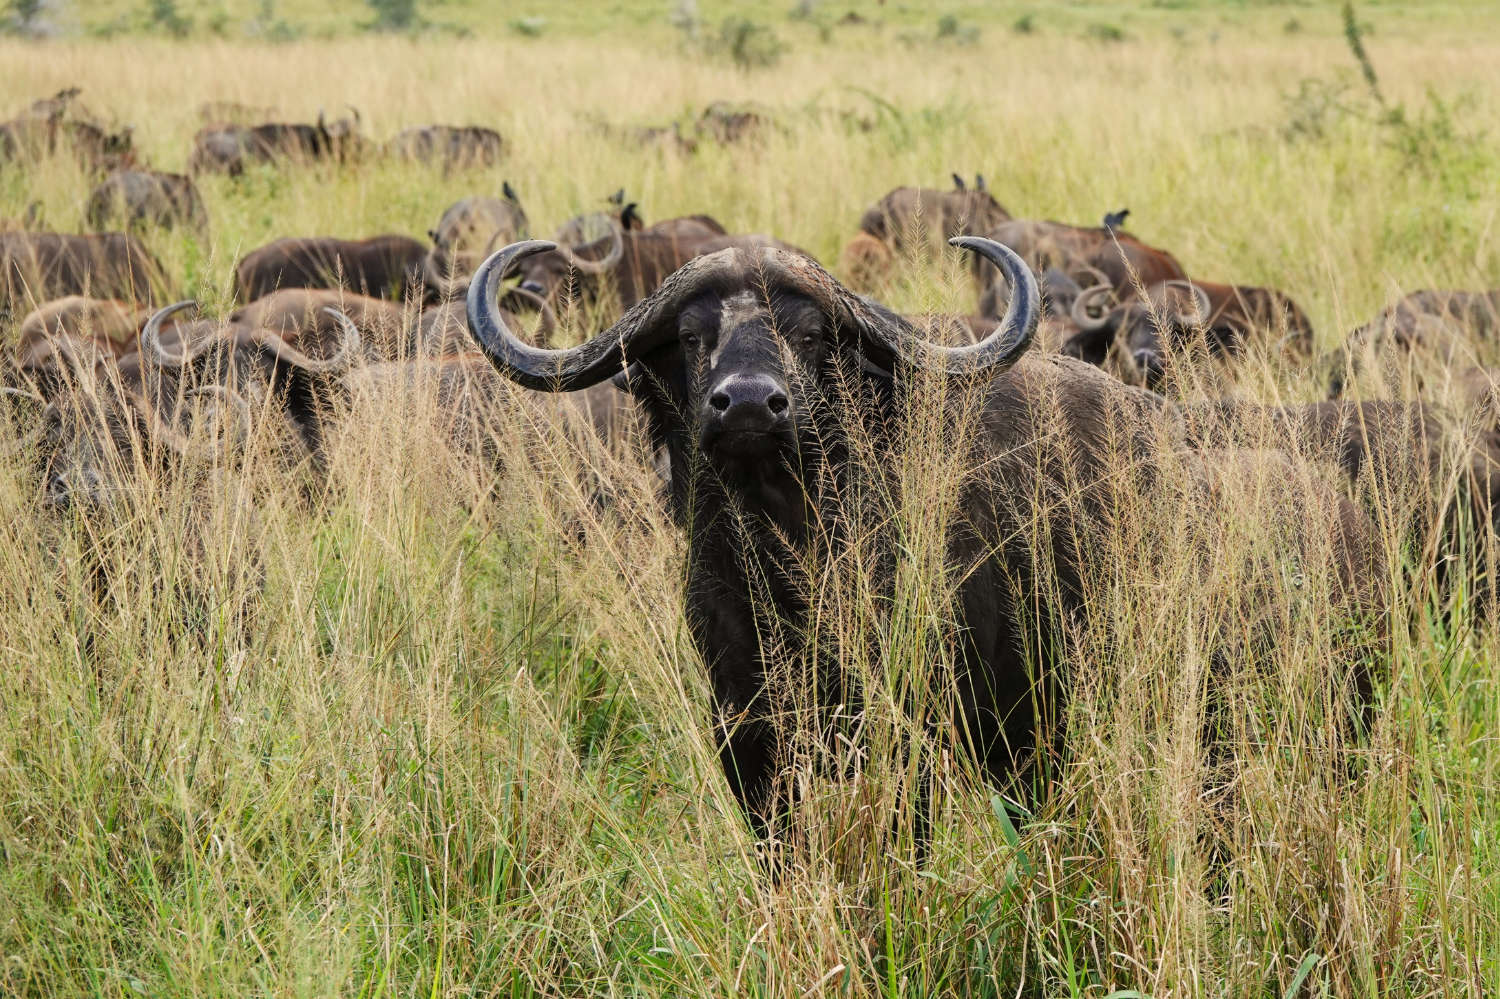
[466,236,1038,488]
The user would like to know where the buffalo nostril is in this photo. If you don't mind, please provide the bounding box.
[710,391,731,412]
[767,392,788,415]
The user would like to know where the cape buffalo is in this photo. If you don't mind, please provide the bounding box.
[423,189,530,300]
[188,112,356,176]
[229,288,411,360]
[1068,279,1314,388]
[387,124,505,172]
[465,237,1383,858]
[85,169,209,236]
[0,232,168,325]
[6,300,357,511]
[841,178,1011,289]
[1329,289,1500,397]
[233,235,430,303]
[15,296,147,365]
[1181,399,1500,608]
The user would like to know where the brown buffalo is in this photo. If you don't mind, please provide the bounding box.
[1182,399,1500,607]
[1069,279,1314,388]
[976,217,1187,314]
[15,296,147,362]
[230,288,412,360]
[85,169,209,236]
[842,176,1012,287]
[187,110,360,176]
[387,125,505,172]
[0,232,168,326]
[5,301,362,511]
[423,188,530,300]
[232,235,430,303]
[1330,289,1500,397]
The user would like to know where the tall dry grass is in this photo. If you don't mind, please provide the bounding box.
[2,16,1499,998]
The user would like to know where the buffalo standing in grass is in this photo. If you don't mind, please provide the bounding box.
[1329,289,1500,398]
[1066,279,1314,387]
[187,110,362,176]
[85,169,209,236]
[0,232,167,326]
[423,189,531,300]
[465,236,1383,857]
[233,235,430,304]
[842,176,1012,288]
[387,125,505,172]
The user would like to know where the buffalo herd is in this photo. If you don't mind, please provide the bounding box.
[3,86,1499,863]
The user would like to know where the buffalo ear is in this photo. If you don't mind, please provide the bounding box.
[427,229,439,243]
[975,173,986,192]
[951,172,966,191]
[502,180,520,204]
[621,203,642,230]
[607,188,625,205]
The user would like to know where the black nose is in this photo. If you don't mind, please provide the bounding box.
[707,374,790,431]
[1132,348,1164,380]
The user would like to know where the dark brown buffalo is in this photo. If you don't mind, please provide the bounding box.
[5,302,362,510]
[187,110,360,176]
[423,188,530,300]
[465,237,1382,858]
[0,232,167,325]
[1068,279,1314,388]
[858,177,1011,252]
[232,235,430,303]
[85,170,208,236]
[387,125,505,172]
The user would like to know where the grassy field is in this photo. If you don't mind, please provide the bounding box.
[2,2,1500,996]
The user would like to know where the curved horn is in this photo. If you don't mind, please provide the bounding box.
[141,300,226,370]
[1157,280,1212,325]
[1071,283,1116,332]
[857,236,1039,378]
[553,216,624,276]
[467,240,657,391]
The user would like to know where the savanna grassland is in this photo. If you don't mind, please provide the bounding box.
[2,2,1499,996]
